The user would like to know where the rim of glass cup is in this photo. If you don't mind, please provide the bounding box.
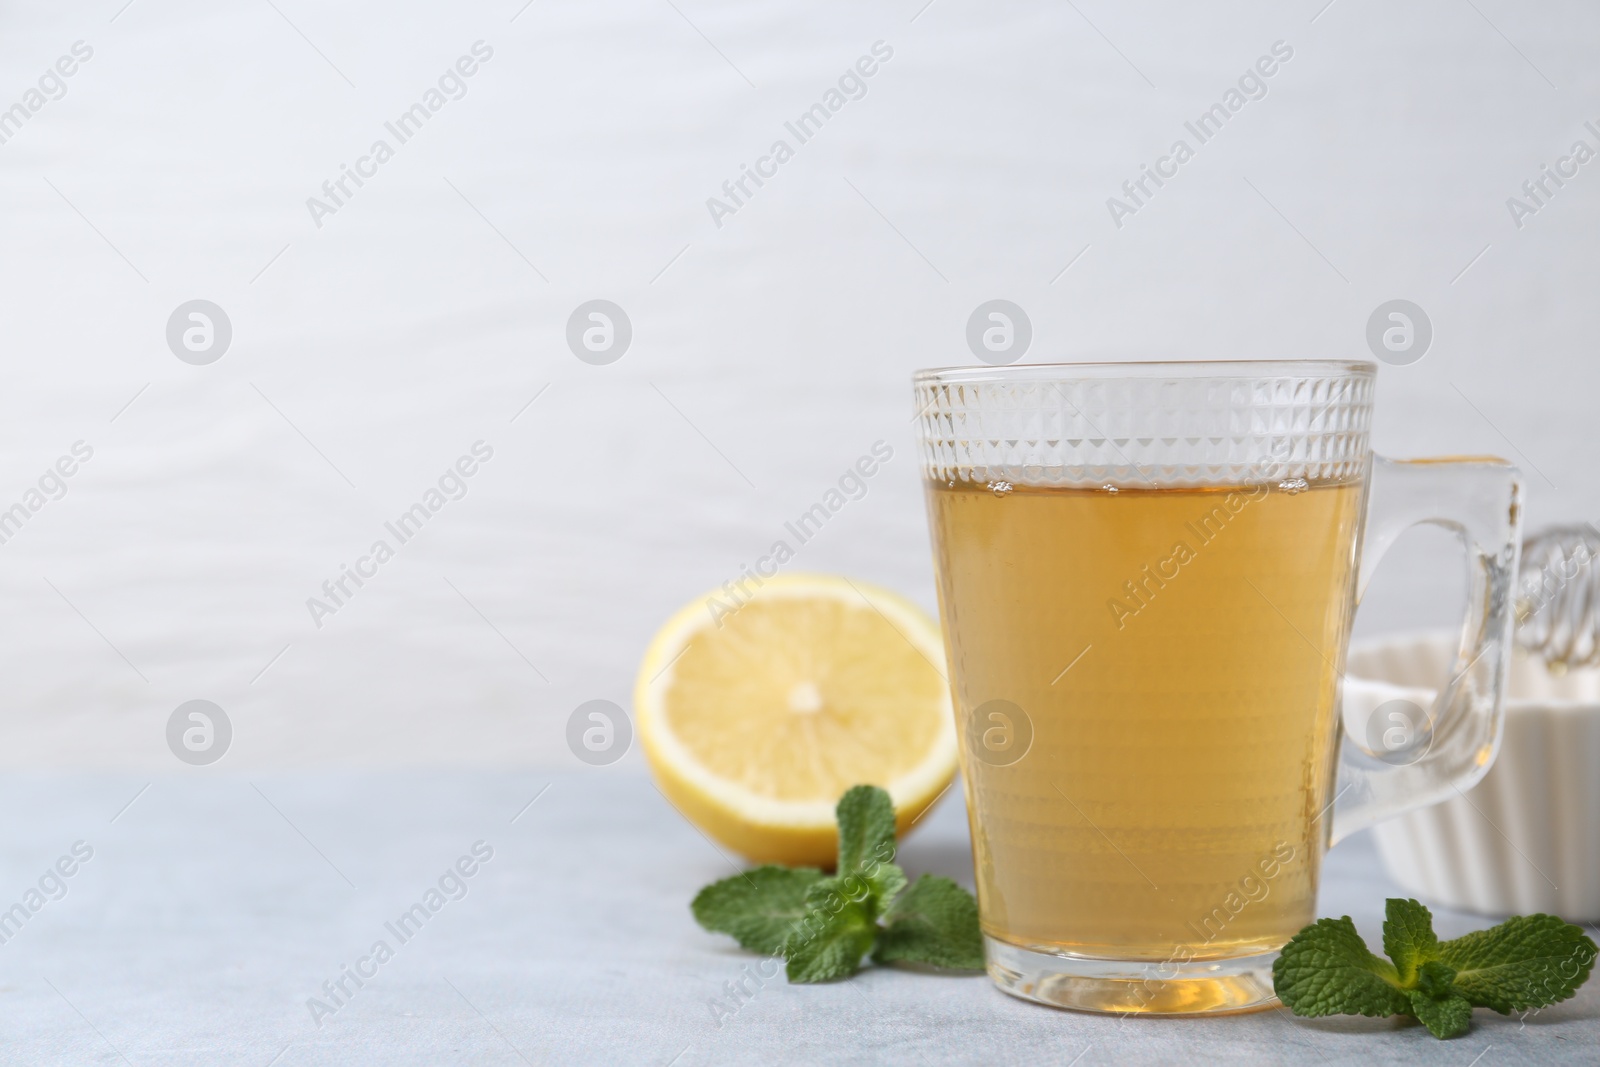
[913,358,1377,385]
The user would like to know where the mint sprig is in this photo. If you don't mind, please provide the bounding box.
[691,785,984,982]
[1274,898,1597,1038]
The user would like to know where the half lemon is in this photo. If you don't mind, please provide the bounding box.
[635,573,957,868]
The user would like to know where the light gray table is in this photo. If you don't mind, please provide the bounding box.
[0,771,1593,1065]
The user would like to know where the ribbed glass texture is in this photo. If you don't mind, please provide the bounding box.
[914,361,1375,488]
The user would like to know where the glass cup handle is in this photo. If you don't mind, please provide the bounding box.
[1330,455,1524,845]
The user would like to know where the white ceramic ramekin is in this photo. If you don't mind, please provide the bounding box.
[1344,632,1600,921]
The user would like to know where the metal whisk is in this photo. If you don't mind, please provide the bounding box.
[1516,524,1600,672]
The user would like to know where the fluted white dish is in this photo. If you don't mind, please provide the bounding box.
[1344,633,1600,920]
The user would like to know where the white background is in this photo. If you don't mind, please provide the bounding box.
[0,0,1592,768]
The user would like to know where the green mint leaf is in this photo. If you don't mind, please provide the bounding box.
[1413,958,1457,998]
[1382,898,1439,985]
[1273,916,1411,1019]
[1405,961,1474,1039]
[691,865,825,955]
[873,874,985,971]
[865,861,908,917]
[835,784,897,880]
[1435,914,1599,1014]
[782,879,878,983]
[1406,961,1472,1038]
[1405,992,1473,1039]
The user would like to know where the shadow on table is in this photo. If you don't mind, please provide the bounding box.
[1293,1016,1413,1035]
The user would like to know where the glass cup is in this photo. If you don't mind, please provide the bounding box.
[914,360,1522,1015]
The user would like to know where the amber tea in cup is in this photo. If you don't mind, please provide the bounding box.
[916,361,1521,1014]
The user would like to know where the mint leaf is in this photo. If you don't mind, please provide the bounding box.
[835,784,897,879]
[1413,958,1456,999]
[1436,914,1599,1014]
[864,862,908,917]
[1382,898,1439,985]
[1405,992,1473,1039]
[1273,916,1411,1019]
[691,865,825,955]
[1405,960,1473,1039]
[832,785,905,919]
[874,874,984,971]
[783,880,878,982]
